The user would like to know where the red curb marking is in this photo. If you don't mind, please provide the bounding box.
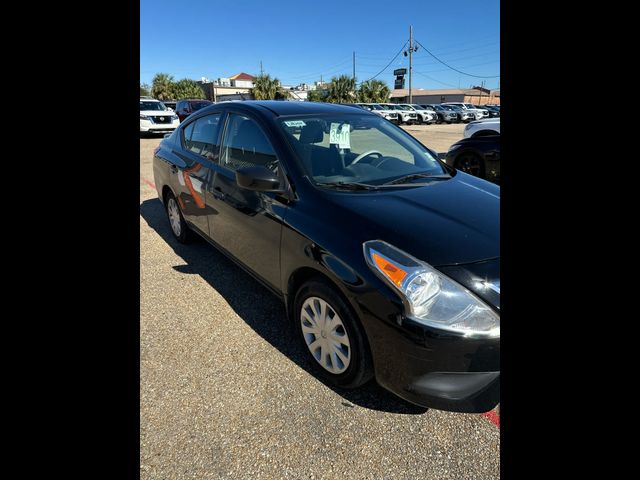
[482,409,500,428]
[141,177,156,189]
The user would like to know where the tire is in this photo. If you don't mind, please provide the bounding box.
[164,191,193,243]
[294,278,374,389]
[454,152,486,179]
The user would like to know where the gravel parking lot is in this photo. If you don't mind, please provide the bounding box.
[140,122,499,479]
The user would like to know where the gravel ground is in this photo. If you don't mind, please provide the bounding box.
[140,123,499,479]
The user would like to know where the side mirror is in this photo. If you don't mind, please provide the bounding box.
[236,166,283,192]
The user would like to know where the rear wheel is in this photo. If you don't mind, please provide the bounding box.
[294,279,373,388]
[165,191,192,243]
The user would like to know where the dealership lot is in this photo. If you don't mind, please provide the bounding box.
[140,123,499,479]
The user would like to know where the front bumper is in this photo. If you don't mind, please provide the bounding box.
[140,120,179,133]
[357,297,499,413]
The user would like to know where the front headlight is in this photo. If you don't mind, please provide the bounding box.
[140,114,151,120]
[171,115,179,121]
[363,240,499,337]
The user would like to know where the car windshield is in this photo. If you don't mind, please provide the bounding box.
[140,101,167,111]
[369,104,383,110]
[278,114,447,188]
[463,104,476,109]
[190,101,211,111]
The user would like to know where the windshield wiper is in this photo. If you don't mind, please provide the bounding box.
[383,173,451,185]
[315,181,380,190]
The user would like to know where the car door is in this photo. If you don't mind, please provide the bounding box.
[171,112,224,235]
[205,112,289,291]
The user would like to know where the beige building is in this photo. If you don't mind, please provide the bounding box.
[390,87,500,105]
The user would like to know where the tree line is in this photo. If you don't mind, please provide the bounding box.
[141,72,390,104]
[253,74,390,103]
[140,73,206,101]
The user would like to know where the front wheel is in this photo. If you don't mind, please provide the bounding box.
[454,152,486,179]
[294,279,373,388]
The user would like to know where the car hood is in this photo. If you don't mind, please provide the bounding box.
[140,110,174,116]
[325,172,500,266]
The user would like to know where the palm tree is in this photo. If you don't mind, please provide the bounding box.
[151,73,175,100]
[326,75,356,103]
[171,78,205,99]
[357,79,391,104]
[307,88,328,102]
[251,74,282,100]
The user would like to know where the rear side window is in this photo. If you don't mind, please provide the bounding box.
[220,114,279,172]
[182,114,222,161]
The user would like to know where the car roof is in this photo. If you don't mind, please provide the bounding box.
[216,100,371,117]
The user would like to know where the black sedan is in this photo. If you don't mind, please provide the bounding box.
[445,135,500,184]
[153,101,500,413]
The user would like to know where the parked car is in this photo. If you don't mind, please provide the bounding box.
[356,103,400,124]
[442,102,489,120]
[140,98,180,135]
[153,101,500,413]
[463,118,501,138]
[445,135,500,183]
[422,104,460,124]
[480,105,500,117]
[397,104,436,124]
[175,99,214,122]
[440,104,475,123]
[380,103,418,125]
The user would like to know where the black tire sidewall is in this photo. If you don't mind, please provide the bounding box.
[294,279,372,388]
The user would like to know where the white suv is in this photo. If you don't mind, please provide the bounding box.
[442,102,489,120]
[463,118,500,138]
[140,97,180,135]
[399,104,436,124]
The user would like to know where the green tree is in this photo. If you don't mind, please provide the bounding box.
[251,74,287,100]
[357,79,391,103]
[171,78,205,99]
[140,83,151,96]
[307,88,328,102]
[326,75,357,103]
[151,73,175,100]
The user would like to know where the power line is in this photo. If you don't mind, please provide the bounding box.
[414,39,500,78]
[358,41,408,84]
[413,71,460,88]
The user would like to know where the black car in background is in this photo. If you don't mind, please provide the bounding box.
[176,99,214,122]
[153,101,500,413]
[445,135,500,184]
[481,105,500,117]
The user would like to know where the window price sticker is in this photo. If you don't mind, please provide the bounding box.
[329,122,351,149]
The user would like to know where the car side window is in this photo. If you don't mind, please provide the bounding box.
[183,114,222,161]
[220,114,279,173]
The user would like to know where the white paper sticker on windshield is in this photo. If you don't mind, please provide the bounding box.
[284,120,306,127]
[329,122,350,149]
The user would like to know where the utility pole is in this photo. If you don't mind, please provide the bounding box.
[260,60,264,76]
[353,51,356,82]
[409,25,413,104]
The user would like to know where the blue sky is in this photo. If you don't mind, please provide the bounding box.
[140,0,499,91]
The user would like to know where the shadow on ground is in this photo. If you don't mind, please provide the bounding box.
[140,198,427,415]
